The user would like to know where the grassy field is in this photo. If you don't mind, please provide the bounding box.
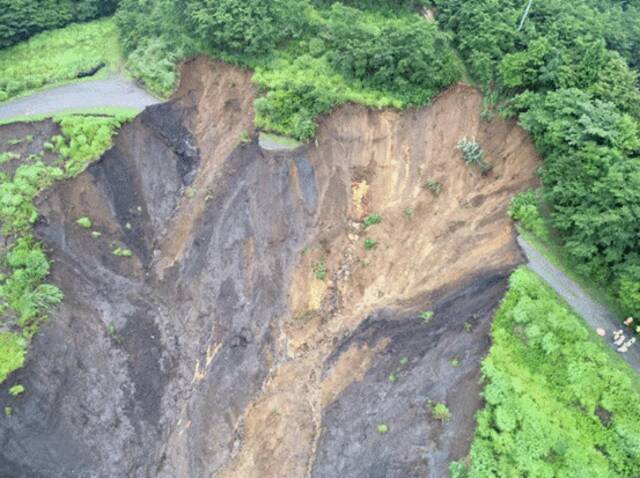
[451,267,640,477]
[0,18,121,104]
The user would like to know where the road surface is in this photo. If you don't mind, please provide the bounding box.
[0,75,160,121]
[518,235,640,372]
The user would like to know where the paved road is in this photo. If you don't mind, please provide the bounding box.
[518,236,640,372]
[0,74,160,120]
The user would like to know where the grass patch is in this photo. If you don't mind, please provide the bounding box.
[0,18,122,104]
[458,267,640,477]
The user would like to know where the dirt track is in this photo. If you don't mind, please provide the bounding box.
[0,74,160,120]
[0,58,540,477]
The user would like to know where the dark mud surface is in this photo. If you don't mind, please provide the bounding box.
[313,273,507,478]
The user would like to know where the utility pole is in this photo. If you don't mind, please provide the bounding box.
[518,0,533,31]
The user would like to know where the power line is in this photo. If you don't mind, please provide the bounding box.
[518,0,534,31]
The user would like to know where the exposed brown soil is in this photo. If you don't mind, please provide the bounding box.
[0,57,538,477]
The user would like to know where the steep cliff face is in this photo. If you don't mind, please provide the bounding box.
[0,58,538,478]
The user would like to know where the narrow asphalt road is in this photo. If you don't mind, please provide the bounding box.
[518,236,640,372]
[0,74,160,121]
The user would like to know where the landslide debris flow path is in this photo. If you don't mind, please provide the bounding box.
[0,74,160,120]
[518,236,640,372]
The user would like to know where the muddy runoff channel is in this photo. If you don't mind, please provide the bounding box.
[0,58,539,477]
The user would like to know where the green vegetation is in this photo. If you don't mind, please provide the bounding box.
[0,333,25,384]
[313,260,327,280]
[0,152,20,164]
[459,268,640,477]
[432,402,452,422]
[403,207,414,220]
[0,18,121,103]
[76,217,92,229]
[238,130,251,144]
[4,406,12,417]
[112,247,133,257]
[0,113,130,385]
[0,0,117,49]
[456,138,491,174]
[363,213,382,229]
[259,132,303,150]
[364,238,377,250]
[8,384,24,396]
[377,423,389,434]
[54,113,132,176]
[388,373,397,383]
[115,0,462,137]
[434,0,640,323]
[420,310,434,323]
[423,178,442,196]
[7,135,33,145]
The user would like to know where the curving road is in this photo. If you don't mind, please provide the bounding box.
[0,74,160,121]
[518,235,640,372]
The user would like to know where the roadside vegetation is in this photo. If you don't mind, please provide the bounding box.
[115,0,462,138]
[433,0,640,324]
[451,268,640,477]
[0,111,134,385]
[0,18,121,103]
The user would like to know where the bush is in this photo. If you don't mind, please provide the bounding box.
[456,138,491,173]
[0,333,26,384]
[508,190,547,239]
[432,402,452,422]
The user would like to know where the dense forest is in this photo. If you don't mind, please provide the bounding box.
[0,0,118,48]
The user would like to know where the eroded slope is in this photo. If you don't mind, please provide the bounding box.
[0,58,538,478]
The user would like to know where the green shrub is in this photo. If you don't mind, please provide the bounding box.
[420,310,434,322]
[76,217,92,229]
[8,384,25,396]
[313,260,327,280]
[113,247,133,257]
[377,423,389,434]
[364,238,377,250]
[423,179,442,196]
[0,152,20,164]
[363,213,382,229]
[432,402,452,422]
[456,138,491,174]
